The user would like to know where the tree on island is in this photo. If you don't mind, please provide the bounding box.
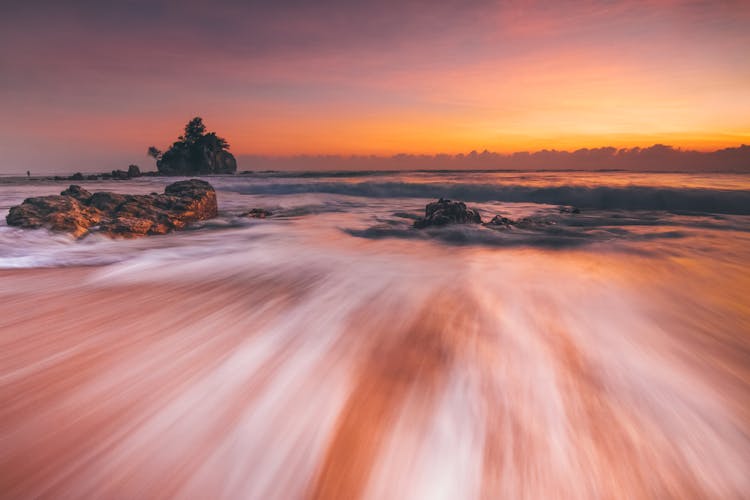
[147,117,237,175]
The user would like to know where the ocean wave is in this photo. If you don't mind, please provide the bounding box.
[226,181,750,214]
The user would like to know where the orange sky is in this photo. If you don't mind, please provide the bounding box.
[1,0,749,172]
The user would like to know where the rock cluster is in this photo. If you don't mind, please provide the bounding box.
[241,208,272,219]
[6,179,218,238]
[55,165,145,182]
[414,199,580,230]
[486,215,514,227]
[413,198,483,228]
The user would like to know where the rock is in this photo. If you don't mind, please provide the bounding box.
[111,169,130,180]
[127,164,141,178]
[102,216,154,237]
[241,208,271,219]
[69,172,85,181]
[486,215,514,227]
[86,174,99,180]
[157,149,237,175]
[60,185,92,202]
[414,198,482,228]
[151,118,237,175]
[6,179,218,238]
[88,192,129,212]
[559,206,581,214]
[6,196,102,238]
[484,214,554,229]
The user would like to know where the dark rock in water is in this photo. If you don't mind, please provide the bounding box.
[241,208,271,219]
[6,179,218,238]
[128,164,141,178]
[158,149,237,176]
[69,172,84,181]
[414,198,482,228]
[111,169,130,180]
[60,185,92,202]
[484,214,555,230]
[86,174,99,180]
[151,117,237,175]
[514,216,554,227]
[486,215,514,227]
[559,206,581,214]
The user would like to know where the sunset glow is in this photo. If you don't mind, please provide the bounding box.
[2,1,749,172]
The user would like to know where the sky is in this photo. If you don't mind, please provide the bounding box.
[1,0,749,173]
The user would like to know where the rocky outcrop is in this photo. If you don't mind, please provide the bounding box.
[559,206,581,214]
[111,169,130,180]
[157,149,237,175]
[486,215,514,227]
[6,179,218,238]
[150,117,237,175]
[414,198,483,228]
[484,214,555,229]
[241,208,271,219]
[109,165,143,180]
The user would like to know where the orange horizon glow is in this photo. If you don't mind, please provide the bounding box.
[1,1,749,171]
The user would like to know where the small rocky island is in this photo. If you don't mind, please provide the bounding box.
[148,117,237,175]
[6,179,218,238]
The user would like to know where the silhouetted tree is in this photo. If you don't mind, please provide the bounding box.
[147,117,235,174]
[180,117,207,145]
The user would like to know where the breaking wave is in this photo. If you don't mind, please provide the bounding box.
[226,181,750,214]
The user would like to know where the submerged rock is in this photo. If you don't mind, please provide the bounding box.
[111,169,130,180]
[486,215,514,228]
[559,206,581,214]
[414,198,483,228]
[6,179,218,238]
[484,214,554,229]
[241,208,272,219]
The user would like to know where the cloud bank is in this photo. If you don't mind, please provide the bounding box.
[238,145,750,172]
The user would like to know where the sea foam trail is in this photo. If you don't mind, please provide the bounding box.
[1,229,748,499]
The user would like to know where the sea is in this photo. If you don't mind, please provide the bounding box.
[0,170,748,498]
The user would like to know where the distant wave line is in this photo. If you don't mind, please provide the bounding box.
[227,182,750,215]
